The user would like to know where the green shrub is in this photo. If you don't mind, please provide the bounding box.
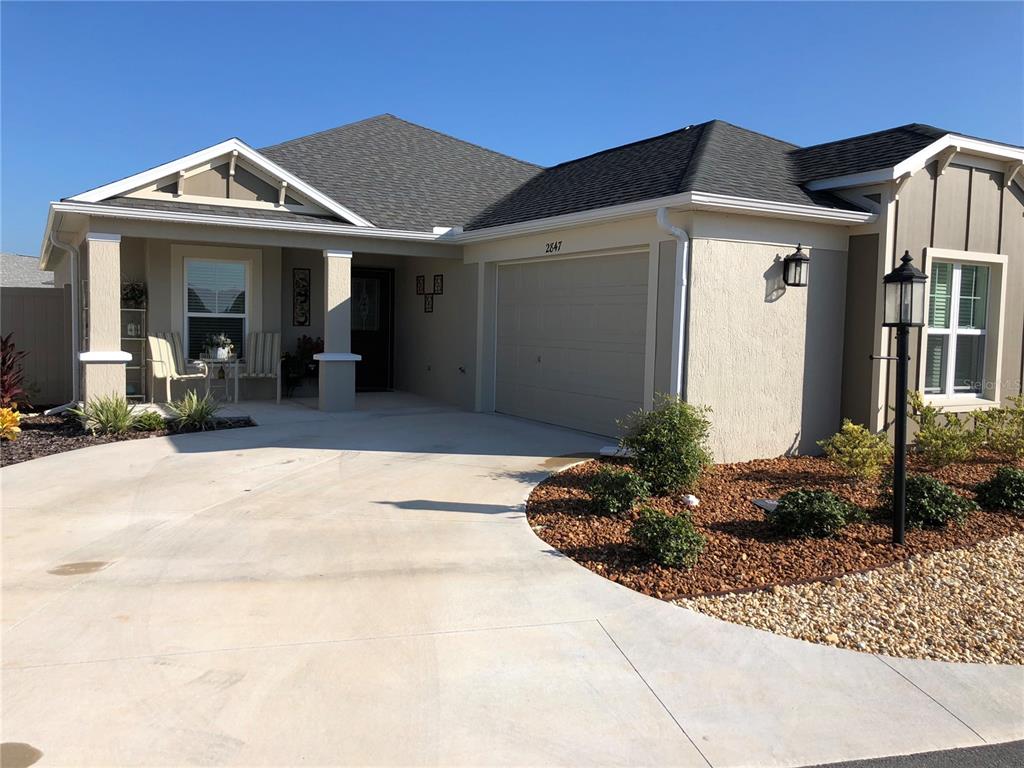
[767,489,862,538]
[620,395,713,495]
[169,391,220,432]
[976,466,1024,514]
[134,410,168,432]
[975,396,1024,460]
[818,419,893,482]
[897,474,977,528]
[629,507,705,568]
[908,391,982,467]
[588,466,649,517]
[71,395,138,435]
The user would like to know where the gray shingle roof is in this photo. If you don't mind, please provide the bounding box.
[465,120,860,231]
[99,197,345,224]
[72,116,1013,236]
[261,115,541,231]
[790,124,948,182]
[1,253,54,288]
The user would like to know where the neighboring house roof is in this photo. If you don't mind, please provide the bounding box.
[465,120,859,231]
[261,115,542,232]
[1,253,54,287]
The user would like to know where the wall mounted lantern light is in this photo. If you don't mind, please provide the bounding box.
[782,244,810,287]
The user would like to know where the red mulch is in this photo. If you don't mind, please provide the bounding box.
[526,453,1024,599]
[0,413,255,467]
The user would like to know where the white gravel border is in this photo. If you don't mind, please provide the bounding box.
[677,534,1023,665]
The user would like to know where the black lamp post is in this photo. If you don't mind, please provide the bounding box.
[783,244,810,287]
[881,250,928,545]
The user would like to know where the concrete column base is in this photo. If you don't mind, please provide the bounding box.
[316,353,361,411]
[81,362,128,401]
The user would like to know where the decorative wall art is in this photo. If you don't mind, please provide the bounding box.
[292,268,311,326]
[416,272,444,313]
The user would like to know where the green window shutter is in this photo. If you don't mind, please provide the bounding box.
[924,335,947,393]
[929,262,952,328]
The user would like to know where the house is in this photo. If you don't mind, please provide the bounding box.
[38,115,1024,461]
[2,253,55,288]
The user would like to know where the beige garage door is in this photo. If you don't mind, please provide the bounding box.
[496,251,648,436]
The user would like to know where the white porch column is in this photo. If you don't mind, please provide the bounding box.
[315,249,361,411]
[80,232,130,401]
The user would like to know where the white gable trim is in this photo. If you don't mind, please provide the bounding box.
[806,134,1024,191]
[67,138,375,227]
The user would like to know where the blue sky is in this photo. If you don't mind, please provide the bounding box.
[2,1,1021,255]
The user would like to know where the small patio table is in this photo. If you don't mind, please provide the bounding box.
[200,355,240,404]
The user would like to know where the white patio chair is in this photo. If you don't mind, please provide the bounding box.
[147,332,209,403]
[240,332,282,403]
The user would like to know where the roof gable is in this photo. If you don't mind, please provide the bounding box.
[67,138,373,226]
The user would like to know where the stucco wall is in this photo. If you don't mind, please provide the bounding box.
[281,249,326,357]
[687,239,848,462]
[355,253,477,410]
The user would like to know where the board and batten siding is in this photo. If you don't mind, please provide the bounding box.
[883,160,1024,421]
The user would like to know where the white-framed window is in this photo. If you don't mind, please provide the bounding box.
[185,258,247,359]
[925,260,990,396]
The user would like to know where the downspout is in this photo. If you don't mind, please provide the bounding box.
[45,230,81,413]
[656,207,690,400]
[601,207,691,459]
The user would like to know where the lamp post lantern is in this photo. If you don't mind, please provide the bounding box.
[783,244,810,287]
[882,250,928,545]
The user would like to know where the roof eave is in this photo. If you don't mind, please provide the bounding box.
[455,191,875,243]
[49,201,446,243]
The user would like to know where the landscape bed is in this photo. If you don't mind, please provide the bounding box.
[527,453,1024,663]
[0,412,255,467]
[527,453,1024,599]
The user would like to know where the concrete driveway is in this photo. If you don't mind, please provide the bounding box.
[2,394,1021,767]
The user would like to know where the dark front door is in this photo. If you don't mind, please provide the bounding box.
[351,267,394,390]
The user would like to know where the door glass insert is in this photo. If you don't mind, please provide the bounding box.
[352,277,380,332]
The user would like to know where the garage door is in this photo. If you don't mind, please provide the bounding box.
[496,251,648,436]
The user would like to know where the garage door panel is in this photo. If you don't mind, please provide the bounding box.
[496,252,648,436]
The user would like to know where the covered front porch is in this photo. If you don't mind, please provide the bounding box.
[49,218,478,415]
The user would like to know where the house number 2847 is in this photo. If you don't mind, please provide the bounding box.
[544,240,562,254]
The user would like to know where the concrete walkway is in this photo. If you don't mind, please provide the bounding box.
[2,394,1021,767]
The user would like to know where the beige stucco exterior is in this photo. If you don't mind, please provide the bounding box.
[465,210,853,460]
[44,138,1023,462]
[687,239,847,461]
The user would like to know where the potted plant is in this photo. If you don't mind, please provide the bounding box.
[121,281,147,309]
[205,332,235,360]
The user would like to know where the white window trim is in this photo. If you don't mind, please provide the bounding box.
[170,244,262,356]
[921,247,1007,409]
[184,257,250,360]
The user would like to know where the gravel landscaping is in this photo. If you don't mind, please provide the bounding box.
[677,534,1024,664]
[527,454,1024,599]
[0,412,255,467]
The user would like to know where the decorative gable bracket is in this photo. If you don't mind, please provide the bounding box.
[68,138,374,227]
